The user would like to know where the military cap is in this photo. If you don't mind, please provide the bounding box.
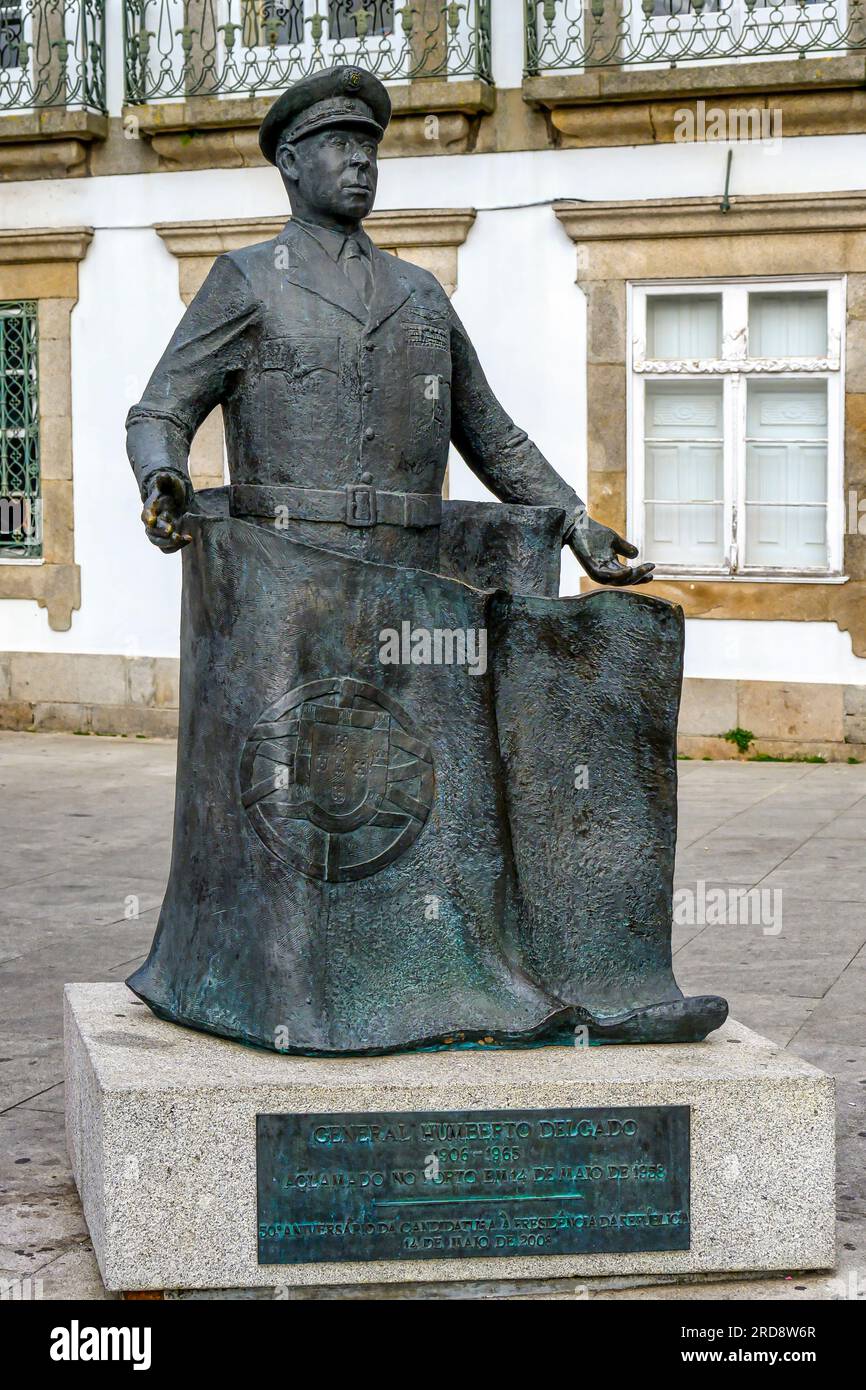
[259,65,391,164]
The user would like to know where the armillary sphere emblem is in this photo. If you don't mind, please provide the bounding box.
[240,676,435,882]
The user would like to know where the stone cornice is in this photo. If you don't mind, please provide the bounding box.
[554,192,866,244]
[0,227,94,264]
[366,209,477,250]
[130,81,493,169]
[0,111,108,182]
[0,110,107,145]
[526,55,866,110]
[155,219,282,260]
[155,210,477,259]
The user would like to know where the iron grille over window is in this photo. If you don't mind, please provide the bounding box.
[0,1,106,112]
[247,0,393,45]
[124,0,490,101]
[0,302,41,560]
[525,0,857,72]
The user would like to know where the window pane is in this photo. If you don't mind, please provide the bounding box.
[257,1,304,45]
[748,292,828,358]
[646,295,722,359]
[0,4,22,70]
[651,1,721,12]
[328,0,394,38]
[644,381,725,568]
[0,301,41,559]
[744,381,828,569]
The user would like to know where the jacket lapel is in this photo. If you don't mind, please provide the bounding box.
[364,238,412,334]
[276,220,367,324]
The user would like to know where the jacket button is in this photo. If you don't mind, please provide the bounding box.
[365,342,374,351]
[363,381,373,393]
[364,427,375,440]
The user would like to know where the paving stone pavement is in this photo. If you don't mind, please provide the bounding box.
[0,733,864,1302]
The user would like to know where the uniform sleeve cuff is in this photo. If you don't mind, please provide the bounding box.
[562,504,587,543]
[139,468,193,506]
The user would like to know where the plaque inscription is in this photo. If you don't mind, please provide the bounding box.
[257,1106,690,1264]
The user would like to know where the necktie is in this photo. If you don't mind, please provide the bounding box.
[339,235,374,312]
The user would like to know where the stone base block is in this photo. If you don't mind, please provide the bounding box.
[65,984,835,1292]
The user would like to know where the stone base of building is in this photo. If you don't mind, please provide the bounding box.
[65,983,834,1293]
[0,652,179,738]
[4,655,866,758]
[678,676,866,762]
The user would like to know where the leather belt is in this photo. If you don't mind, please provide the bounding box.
[230,482,442,529]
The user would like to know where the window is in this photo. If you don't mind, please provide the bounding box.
[629,279,843,578]
[242,1,303,47]
[327,0,393,40]
[0,301,41,559]
[242,0,393,47]
[0,1,21,70]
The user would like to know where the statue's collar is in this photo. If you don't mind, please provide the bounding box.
[291,217,371,265]
[277,219,410,330]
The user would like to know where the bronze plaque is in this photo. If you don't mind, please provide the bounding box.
[257,1106,690,1264]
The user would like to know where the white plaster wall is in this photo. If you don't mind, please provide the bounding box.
[448,201,585,602]
[2,93,866,679]
[684,619,866,685]
[491,0,528,90]
[103,0,127,120]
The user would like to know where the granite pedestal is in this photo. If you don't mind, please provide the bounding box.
[65,983,835,1293]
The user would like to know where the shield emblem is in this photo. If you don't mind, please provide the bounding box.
[295,703,389,830]
[241,676,435,881]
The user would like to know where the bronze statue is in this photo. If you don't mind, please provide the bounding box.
[125,66,727,1053]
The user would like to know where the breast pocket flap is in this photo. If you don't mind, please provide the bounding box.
[261,335,339,377]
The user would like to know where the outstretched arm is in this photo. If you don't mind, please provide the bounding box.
[127,254,258,553]
[448,302,652,586]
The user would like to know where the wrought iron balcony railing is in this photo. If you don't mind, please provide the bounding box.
[525,0,866,71]
[123,0,491,105]
[0,0,105,113]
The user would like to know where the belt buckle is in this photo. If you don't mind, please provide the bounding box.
[345,479,377,527]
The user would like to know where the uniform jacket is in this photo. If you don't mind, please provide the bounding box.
[126,218,581,529]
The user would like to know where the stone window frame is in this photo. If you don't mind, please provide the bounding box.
[152,208,477,492]
[554,191,866,657]
[0,226,92,630]
[627,274,847,581]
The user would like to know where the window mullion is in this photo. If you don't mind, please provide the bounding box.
[726,374,743,574]
[723,285,749,364]
[826,367,843,574]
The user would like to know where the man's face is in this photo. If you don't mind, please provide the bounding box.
[279,125,379,225]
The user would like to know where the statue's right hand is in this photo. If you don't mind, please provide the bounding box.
[141,471,192,554]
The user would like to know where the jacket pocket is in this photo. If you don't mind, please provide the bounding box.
[261,335,340,380]
[259,335,343,446]
[408,346,452,456]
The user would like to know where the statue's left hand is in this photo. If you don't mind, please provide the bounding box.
[567,513,654,587]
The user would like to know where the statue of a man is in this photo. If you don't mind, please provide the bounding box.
[128,67,651,587]
[124,67,726,1054]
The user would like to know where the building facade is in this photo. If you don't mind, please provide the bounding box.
[2,0,866,756]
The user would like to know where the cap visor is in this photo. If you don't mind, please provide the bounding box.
[288,112,384,143]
